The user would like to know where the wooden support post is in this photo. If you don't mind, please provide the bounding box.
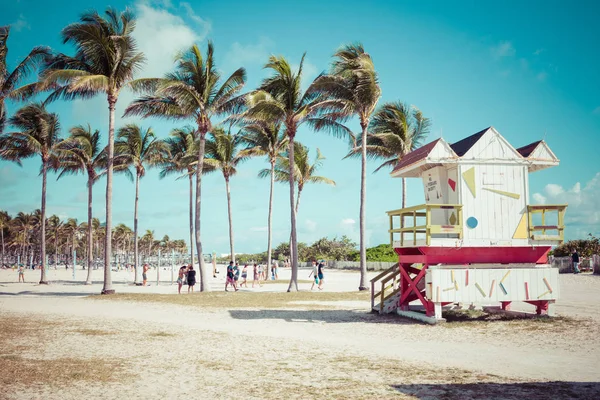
[527,207,533,239]
[413,210,417,245]
[425,206,431,246]
[371,280,375,310]
[434,302,442,320]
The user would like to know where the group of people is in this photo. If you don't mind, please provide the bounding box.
[225,261,278,291]
[177,264,197,293]
[309,260,326,290]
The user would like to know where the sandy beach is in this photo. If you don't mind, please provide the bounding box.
[1,267,599,399]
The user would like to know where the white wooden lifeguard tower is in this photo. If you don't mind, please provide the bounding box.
[370,127,567,322]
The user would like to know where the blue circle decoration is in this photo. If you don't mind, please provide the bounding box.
[466,217,478,229]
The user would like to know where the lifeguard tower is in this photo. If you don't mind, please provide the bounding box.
[370,127,567,323]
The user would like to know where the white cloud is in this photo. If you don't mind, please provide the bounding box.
[593,106,600,115]
[533,48,545,56]
[305,219,317,232]
[134,1,210,79]
[224,37,274,68]
[536,71,548,82]
[341,218,355,226]
[10,14,30,32]
[250,226,267,232]
[532,173,600,238]
[491,41,515,58]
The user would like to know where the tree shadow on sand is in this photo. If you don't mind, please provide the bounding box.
[229,309,413,325]
[392,381,600,399]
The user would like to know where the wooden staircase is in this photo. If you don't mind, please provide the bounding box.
[370,264,400,314]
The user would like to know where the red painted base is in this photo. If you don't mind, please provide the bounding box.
[525,300,550,315]
[395,246,550,264]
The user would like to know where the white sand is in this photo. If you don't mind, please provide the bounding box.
[1,267,599,399]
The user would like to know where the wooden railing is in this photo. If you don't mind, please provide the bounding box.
[387,204,463,247]
[370,264,400,313]
[527,204,567,242]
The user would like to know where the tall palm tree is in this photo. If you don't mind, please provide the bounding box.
[125,43,246,291]
[239,118,287,277]
[240,55,350,291]
[204,127,248,262]
[264,143,336,214]
[365,102,430,208]
[0,26,51,135]
[115,124,167,284]
[0,104,63,283]
[324,43,381,291]
[56,124,104,284]
[160,127,198,266]
[43,8,145,294]
[0,210,9,266]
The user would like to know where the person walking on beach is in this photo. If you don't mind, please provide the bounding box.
[572,249,581,274]
[309,260,319,290]
[317,261,325,290]
[18,264,25,283]
[252,263,262,288]
[272,262,278,280]
[142,263,149,286]
[225,261,238,292]
[240,264,248,287]
[187,265,196,293]
[258,263,265,281]
[177,265,187,294]
[234,262,240,286]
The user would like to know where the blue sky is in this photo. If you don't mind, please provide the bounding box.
[1,0,599,254]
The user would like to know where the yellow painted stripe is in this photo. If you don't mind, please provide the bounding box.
[475,282,486,297]
[500,270,511,283]
[482,187,521,199]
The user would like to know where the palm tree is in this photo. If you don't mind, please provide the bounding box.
[239,118,287,278]
[325,43,381,291]
[240,55,350,291]
[0,104,63,283]
[365,102,430,208]
[141,229,155,259]
[47,214,62,268]
[11,212,35,265]
[0,26,50,135]
[43,8,145,294]
[63,218,79,269]
[264,143,336,214]
[0,210,9,266]
[124,43,246,291]
[115,124,167,284]
[160,127,198,266]
[56,124,104,284]
[204,127,248,263]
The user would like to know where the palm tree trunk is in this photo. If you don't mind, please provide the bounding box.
[133,172,140,284]
[295,187,303,214]
[287,137,299,292]
[358,122,368,291]
[102,97,116,295]
[195,132,209,291]
[188,172,194,266]
[225,175,235,262]
[39,161,48,284]
[266,160,275,281]
[85,177,93,284]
